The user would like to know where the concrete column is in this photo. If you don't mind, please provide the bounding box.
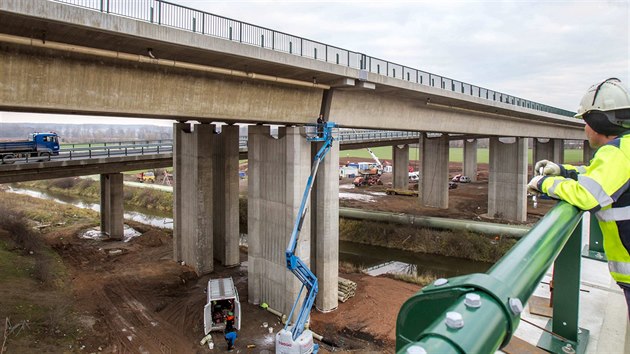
[488,137,528,222]
[312,139,340,313]
[553,139,565,164]
[175,123,214,275]
[583,140,595,164]
[172,122,190,262]
[99,173,123,240]
[248,125,311,318]
[420,133,449,209]
[393,144,410,189]
[533,138,553,167]
[463,139,478,182]
[212,124,240,267]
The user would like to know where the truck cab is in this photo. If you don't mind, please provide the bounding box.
[32,133,60,155]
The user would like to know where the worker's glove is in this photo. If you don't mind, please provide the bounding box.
[534,160,561,176]
[527,175,544,195]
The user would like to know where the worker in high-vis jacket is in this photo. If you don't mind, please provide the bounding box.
[528,78,630,316]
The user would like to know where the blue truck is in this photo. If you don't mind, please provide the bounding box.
[0,132,60,164]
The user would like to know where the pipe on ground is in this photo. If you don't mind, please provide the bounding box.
[339,207,529,238]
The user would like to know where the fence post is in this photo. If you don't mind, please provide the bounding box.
[582,212,607,261]
[538,220,589,353]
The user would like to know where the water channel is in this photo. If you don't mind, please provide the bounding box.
[7,186,492,279]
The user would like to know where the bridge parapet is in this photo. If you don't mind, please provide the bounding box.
[50,0,574,117]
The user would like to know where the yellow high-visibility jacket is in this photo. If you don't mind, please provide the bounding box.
[536,133,630,285]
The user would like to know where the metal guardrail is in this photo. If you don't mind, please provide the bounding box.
[396,201,588,353]
[2,129,420,164]
[1,141,173,164]
[50,0,575,117]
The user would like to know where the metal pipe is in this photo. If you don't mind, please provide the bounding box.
[0,33,330,90]
[339,207,529,238]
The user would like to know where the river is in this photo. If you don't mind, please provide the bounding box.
[7,186,492,279]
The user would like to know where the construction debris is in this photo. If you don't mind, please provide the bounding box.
[338,277,357,303]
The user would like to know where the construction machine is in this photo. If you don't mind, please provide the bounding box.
[276,121,338,354]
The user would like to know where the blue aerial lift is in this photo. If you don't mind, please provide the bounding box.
[276,121,337,354]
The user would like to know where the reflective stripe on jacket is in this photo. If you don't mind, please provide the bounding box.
[538,133,630,284]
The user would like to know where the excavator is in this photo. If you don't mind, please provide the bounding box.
[275,121,337,354]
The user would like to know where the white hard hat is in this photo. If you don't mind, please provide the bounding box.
[575,78,630,118]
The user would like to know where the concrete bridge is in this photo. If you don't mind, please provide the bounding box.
[0,0,588,316]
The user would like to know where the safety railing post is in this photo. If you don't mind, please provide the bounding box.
[582,212,607,261]
[538,220,589,353]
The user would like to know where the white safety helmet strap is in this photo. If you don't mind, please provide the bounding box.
[575,78,630,118]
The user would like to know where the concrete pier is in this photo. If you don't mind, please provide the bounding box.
[99,172,123,239]
[420,133,449,209]
[248,125,312,318]
[312,139,340,313]
[583,140,595,164]
[173,123,214,274]
[393,144,410,189]
[488,137,528,221]
[212,124,240,267]
[463,139,478,182]
[533,138,565,169]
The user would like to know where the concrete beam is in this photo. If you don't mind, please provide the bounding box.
[488,137,528,222]
[99,173,123,240]
[0,45,323,124]
[393,144,410,189]
[463,139,478,182]
[420,133,449,209]
[327,90,585,139]
[0,154,172,184]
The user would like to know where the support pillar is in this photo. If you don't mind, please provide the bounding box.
[312,139,340,312]
[212,124,240,267]
[173,122,214,274]
[463,139,478,182]
[248,125,312,319]
[533,138,565,175]
[488,137,528,222]
[583,140,595,164]
[553,139,565,164]
[99,172,123,240]
[420,133,449,209]
[393,144,410,189]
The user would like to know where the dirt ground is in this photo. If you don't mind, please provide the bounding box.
[1,159,555,353]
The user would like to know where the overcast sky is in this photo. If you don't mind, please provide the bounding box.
[1,0,628,126]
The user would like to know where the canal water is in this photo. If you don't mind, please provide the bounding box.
[7,186,492,279]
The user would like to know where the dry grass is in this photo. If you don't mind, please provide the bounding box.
[339,219,516,263]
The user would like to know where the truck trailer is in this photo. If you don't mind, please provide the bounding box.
[0,132,60,164]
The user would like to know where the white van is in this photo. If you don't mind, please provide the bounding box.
[203,277,241,334]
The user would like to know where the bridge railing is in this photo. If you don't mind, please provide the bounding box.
[397,201,588,353]
[51,0,575,117]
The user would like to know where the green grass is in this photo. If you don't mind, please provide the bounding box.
[342,147,585,164]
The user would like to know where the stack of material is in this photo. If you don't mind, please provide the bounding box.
[338,277,357,303]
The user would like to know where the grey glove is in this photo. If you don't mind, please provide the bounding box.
[528,175,544,195]
[534,160,561,176]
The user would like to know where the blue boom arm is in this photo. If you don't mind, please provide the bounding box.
[284,122,336,341]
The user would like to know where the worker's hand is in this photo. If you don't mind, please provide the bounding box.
[527,175,544,195]
[534,160,561,176]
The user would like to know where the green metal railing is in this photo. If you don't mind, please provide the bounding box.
[396,201,589,354]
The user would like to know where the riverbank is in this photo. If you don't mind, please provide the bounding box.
[14,177,519,263]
